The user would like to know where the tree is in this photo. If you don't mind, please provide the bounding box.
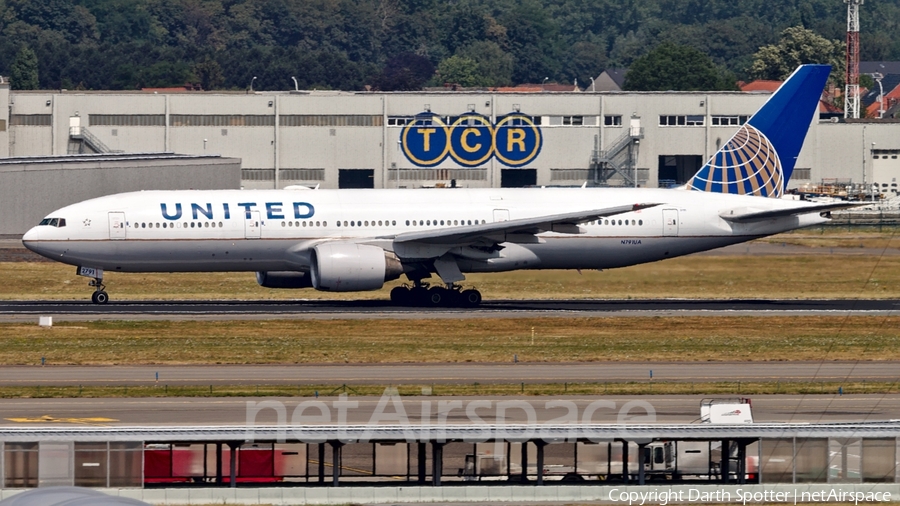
[624,43,735,91]
[193,59,224,90]
[749,26,844,83]
[436,55,486,88]
[456,41,514,87]
[371,52,434,91]
[10,45,39,90]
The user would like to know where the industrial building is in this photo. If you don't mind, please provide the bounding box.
[0,79,898,235]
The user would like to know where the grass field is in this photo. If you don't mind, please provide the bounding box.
[2,380,896,399]
[4,227,900,301]
[2,316,897,365]
[3,253,900,301]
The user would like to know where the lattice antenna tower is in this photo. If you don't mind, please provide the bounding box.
[844,0,863,119]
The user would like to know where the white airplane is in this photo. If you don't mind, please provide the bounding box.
[24,65,852,306]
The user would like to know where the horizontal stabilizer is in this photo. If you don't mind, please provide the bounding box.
[719,202,868,223]
[393,203,661,245]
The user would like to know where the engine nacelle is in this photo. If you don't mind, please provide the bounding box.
[256,271,313,289]
[311,242,403,292]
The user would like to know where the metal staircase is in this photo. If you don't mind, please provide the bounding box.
[68,125,119,154]
[589,124,644,186]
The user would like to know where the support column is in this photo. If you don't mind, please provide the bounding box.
[536,442,545,486]
[318,443,325,484]
[721,439,730,484]
[330,442,343,487]
[520,442,529,483]
[418,443,427,484]
[215,443,223,485]
[737,442,747,485]
[622,441,629,484]
[228,443,238,488]
[637,443,647,486]
[431,443,443,486]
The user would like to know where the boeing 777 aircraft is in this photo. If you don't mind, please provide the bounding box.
[24,65,851,307]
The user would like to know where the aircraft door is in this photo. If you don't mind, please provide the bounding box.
[662,209,679,237]
[245,211,261,239]
[108,212,126,240]
[493,209,510,222]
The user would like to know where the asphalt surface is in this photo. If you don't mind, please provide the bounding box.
[0,395,896,426]
[1,362,897,386]
[1,298,899,322]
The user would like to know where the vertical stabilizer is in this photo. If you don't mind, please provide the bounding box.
[686,64,831,198]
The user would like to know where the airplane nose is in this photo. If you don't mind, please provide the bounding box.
[21,226,42,251]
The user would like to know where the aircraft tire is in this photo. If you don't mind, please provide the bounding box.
[460,289,482,307]
[390,286,409,305]
[93,291,109,304]
[427,287,445,306]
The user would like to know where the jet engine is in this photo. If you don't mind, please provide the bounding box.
[255,271,313,289]
[310,242,403,291]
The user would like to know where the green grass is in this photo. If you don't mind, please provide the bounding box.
[1,380,894,399]
[3,253,900,301]
[2,316,899,365]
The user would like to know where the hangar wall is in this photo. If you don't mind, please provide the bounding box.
[0,154,241,235]
[5,88,899,192]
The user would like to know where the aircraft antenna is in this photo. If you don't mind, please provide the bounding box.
[844,0,863,119]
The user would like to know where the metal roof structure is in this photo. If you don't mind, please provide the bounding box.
[2,423,899,443]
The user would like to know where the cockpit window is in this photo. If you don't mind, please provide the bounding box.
[38,218,66,227]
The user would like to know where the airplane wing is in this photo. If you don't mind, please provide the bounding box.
[719,202,869,223]
[392,203,661,245]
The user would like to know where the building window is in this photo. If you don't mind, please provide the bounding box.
[792,168,811,180]
[281,115,383,127]
[562,115,584,126]
[550,169,590,181]
[604,115,622,126]
[10,114,51,126]
[388,168,487,181]
[170,115,275,127]
[242,168,275,181]
[387,117,413,126]
[90,114,165,127]
[280,168,325,181]
[659,115,705,126]
[711,115,749,126]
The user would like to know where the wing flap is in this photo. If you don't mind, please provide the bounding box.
[393,203,661,245]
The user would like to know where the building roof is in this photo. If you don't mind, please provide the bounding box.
[860,61,900,75]
[492,83,582,92]
[740,80,782,92]
[865,75,900,117]
[592,69,627,91]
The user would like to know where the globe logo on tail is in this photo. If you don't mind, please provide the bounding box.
[687,124,784,198]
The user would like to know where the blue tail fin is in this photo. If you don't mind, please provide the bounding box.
[686,64,831,198]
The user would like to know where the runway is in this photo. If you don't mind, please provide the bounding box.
[0,395,897,425]
[1,298,898,322]
[1,362,896,387]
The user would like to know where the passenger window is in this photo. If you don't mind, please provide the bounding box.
[391,220,396,226]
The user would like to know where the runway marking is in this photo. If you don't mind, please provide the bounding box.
[5,415,118,424]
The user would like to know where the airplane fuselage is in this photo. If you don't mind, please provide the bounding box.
[22,187,827,275]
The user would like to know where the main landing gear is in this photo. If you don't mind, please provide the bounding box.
[390,282,482,307]
[89,276,109,305]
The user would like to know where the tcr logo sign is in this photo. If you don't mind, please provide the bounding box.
[401,112,542,167]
